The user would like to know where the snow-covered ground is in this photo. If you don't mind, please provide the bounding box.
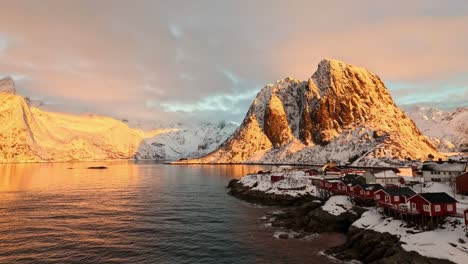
[354,208,468,264]
[239,172,318,197]
[238,171,468,263]
[322,196,354,216]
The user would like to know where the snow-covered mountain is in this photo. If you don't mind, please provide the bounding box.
[134,122,237,160]
[0,77,156,163]
[187,59,443,165]
[405,106,467,152]
[0,76,235,163]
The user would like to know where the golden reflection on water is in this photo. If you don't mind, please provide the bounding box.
[0,161,141,192]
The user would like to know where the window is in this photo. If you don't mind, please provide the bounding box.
[350,187,354,191]
[394,196,400,202]
[435,205,441,212]
[366,191,370,195]
[360,190,363,195]
[411,203,416,210]
[385,195,389,202]
[376,194,381,199]
[423,205,430,212]
[447,204,453,212]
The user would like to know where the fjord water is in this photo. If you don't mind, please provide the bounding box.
[0,162,344,264]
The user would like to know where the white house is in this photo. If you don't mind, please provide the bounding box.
[421,161,468,182]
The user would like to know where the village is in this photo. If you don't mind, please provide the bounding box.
[236,158,468,263]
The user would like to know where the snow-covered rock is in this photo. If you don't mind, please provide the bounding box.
[354,208,468,264]
[189,59,442,165]
[322,196,354,216]
[238,173,318,197]
[406,106,468,152]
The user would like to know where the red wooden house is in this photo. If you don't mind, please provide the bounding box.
[456,172,468,195]
[408,192,457,217]
[325,167,342,177]
[348,183,364,197]
[359,184,384,199]
[336,181,348,194]
[374,187,416,207]
[320,179,342,191]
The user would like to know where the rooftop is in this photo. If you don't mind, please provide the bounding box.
[418,192,457,204]
[381,187,416,197]
[422,161,467,172]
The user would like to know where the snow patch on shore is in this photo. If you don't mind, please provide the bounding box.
[239,173,317,197]
[353,208,468,264]
[322,196,354,216]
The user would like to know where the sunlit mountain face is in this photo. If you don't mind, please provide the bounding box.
[0,78,168,163]
[187,59,444,165]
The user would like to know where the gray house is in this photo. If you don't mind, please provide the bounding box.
[421,161,468,182]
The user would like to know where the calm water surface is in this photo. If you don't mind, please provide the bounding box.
[0,162,344,264]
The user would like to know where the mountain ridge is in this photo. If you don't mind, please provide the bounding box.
[186,59,443,165]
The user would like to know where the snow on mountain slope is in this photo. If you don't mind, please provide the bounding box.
[186,59,443,165]
[0,77,158,163]
[0,76,236,163]
[135,122,237,160]
[406,106,467,152]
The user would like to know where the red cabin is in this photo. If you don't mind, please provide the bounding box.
[271,175,285,183]
[374,187,416,207]
[408,193,457,217]
[348,184,364,197]
[359,184,384,199]
[325,167,342,177]
[456,172,468,195]
[336,181,348,194]
[320,179,342,191]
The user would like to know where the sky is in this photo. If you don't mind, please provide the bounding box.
[0,0,467,124]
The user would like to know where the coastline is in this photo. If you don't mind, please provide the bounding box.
[227,178,458,264]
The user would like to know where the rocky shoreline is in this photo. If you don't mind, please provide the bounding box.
[227,179,455,264]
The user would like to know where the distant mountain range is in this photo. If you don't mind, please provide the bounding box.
[405,106,467,152]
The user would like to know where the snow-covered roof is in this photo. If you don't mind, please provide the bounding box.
[421,161,467,172]
[374,170,401,179]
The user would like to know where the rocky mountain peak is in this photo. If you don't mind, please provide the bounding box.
[190,59,442,165]
[0,76,16,94]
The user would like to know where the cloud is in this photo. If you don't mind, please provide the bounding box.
[160,89,258,113]
[0,36,7,54]
[0,0,466,124]
[169,24,183,39]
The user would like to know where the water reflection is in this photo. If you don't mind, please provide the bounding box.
[0,162,342,264]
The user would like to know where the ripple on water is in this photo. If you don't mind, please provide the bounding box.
[0,162,345,264]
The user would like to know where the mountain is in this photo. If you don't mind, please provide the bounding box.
[133,122,237,160]
[188,59,443,165]
[0,76,235,163]
[0,77,154,163]
[406,106,468,152]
